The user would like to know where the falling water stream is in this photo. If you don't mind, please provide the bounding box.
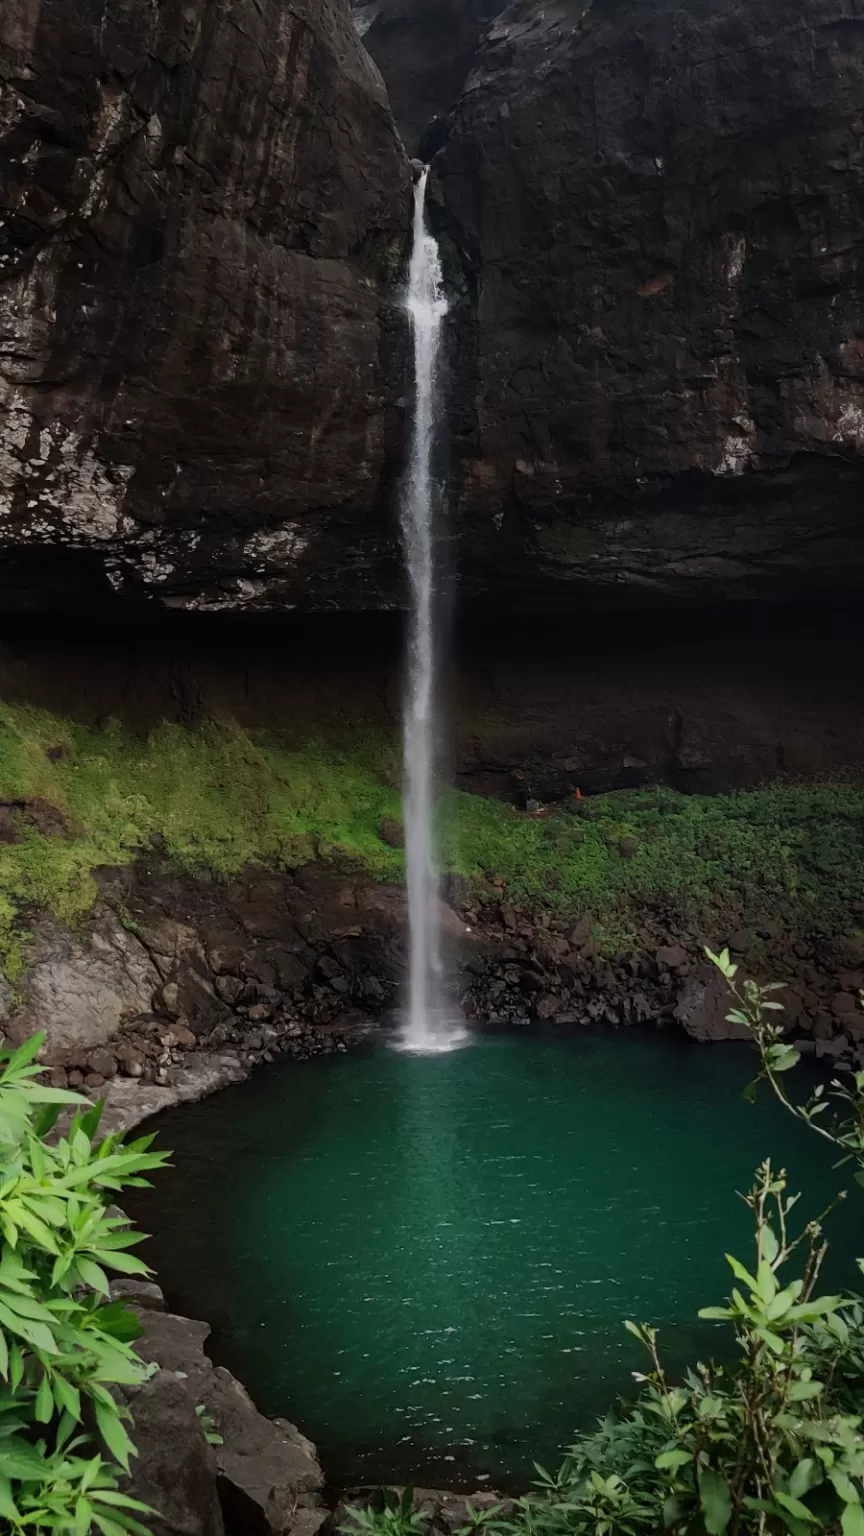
[399,168,463,1053]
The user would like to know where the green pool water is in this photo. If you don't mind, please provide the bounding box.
[126,1029,861,1490]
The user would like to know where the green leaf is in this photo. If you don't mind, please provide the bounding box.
[725,1254,759,1291]
[25,1084,90,1105]
[95,1399,134,1473]
[663,1494,687,1527]
[92,1302,145,1344]
[755,1259,779,1303]
[94,1251,149,1278]
[33,1102,64,1138]
[11,1203,59,1254]
[830,1471,861,1504]
[767,1046,800,1074]
[656,1449,691,1471]
[0,1297,56,1353]
[774,1492,819,1524]
[789,1462,820,1500]
[0,1472,19,1522]
[0,1287,56,1323]
[760,1226,779,1265]
[35,1370,53,1422]
[843,1505,864,1536]
[53,1372,81,1421]
[80,1100,105,1141]
[787,1382,824,1402]
[2,1033,45,1078]
[76,1257,110,1295]
[698,1467,732,1535]
[9,1343,23,1391]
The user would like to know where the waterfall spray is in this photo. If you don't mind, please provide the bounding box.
[398,168,464,1054]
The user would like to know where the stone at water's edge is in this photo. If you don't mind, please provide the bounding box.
[5,852,864,1108]
[118,1280,326,1536]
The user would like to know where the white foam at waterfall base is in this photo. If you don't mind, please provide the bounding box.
[396,169,467,1056]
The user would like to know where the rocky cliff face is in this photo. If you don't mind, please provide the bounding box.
[350,0,506,153]
[0,0,410,612]
[435,0,864,604]
[2,0,864,612]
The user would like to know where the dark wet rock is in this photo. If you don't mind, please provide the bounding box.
[156,964,232,1039]
[0,0,409,615]
[117,1284,323,1536]
[87,1048,118,1079]
[676,966,751,1043]
[131,1307,324,1536]
[0,797,69,842]
[379,814,405,848]
[352,0,507,152]
[816,1034,850,1060]
[436,0,864,607]
[6,0,864,612]
[123,1370,225,1536]
[655,945,689,973]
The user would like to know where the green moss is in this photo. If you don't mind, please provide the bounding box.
[443,781,864,939]
[0,701,860,974]
[0,706,405,971]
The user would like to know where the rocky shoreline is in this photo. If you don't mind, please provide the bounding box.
[6,851,856,1139]
[4,849,858,1138]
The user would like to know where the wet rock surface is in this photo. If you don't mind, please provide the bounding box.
[350,0,506,153]
[23,862,409,1123]
[4,0,864,610]
[13,837,863,1132]
[435,0,864,606]
[120,1280,325,1536]
[1,908,161,1052]
[456,889,864,1070]
[0,0,409,614]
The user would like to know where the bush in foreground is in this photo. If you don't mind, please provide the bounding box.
[0,1033,167,1534]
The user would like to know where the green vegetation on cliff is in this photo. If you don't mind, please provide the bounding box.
[0,703,861,972]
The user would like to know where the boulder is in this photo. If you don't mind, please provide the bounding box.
[675,966,750,1043]
[132,1307,325,1536]
[123,1370,226,1536]
[1,907,160,1051]
[656,945,689,973]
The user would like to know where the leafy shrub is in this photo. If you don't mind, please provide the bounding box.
[0,1032,168,1534]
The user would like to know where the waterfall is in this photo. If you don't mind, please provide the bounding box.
[398,168,464,1054]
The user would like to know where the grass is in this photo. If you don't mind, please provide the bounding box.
[0,702,861,975]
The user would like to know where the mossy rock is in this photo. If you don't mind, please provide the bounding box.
[0,700,860,976]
